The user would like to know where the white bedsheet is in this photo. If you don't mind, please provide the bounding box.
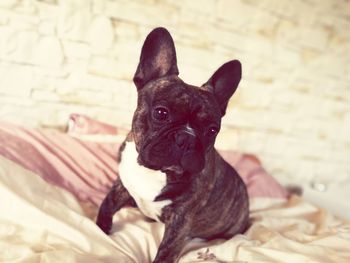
[1,156,350,263]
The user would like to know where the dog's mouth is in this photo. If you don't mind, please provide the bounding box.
[137,128,205,174]
[161,165,184,175]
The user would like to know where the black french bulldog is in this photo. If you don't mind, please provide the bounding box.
[96,27,249,263]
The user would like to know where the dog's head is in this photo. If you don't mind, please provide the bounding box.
[131,27,241,175]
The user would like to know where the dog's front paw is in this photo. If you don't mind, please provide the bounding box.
[96,213,113,234]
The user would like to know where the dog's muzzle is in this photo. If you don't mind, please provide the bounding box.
[175,131,196,151]
[139,125,205,174]
[174,126,204,174]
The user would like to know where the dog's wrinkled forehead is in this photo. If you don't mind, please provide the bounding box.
[140,76,222,120]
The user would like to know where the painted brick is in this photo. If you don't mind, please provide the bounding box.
[0,0,17,8]
[38,19,56,35]
[88,15,114,54]
[0,0,349,187]
[61,40,90,59]
[0,29,39,64]
[32,36,63,67]
[88,55,133,80]
[104,1,178,27]
[0,67,33,97]
[57,0,91,41]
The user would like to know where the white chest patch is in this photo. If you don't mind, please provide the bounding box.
[118,142,171,221]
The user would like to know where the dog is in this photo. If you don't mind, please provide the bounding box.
[96,27,249,263]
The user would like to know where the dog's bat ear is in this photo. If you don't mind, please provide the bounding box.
[202,60,242,116]
[133,27,179,90]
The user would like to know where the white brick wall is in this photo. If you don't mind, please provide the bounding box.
[0,0,349,186]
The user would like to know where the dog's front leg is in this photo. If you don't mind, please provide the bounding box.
[96,178,136,234]
[153,208,190,263]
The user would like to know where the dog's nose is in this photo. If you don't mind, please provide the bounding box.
[175,131,196,151]
[175,133,186,147]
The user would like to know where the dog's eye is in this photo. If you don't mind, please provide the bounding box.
[208,126,219,136]
[153,106,169,121]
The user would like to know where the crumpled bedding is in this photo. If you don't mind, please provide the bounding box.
[1,155,350,263]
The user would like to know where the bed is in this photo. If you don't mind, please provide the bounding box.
[1,115,349,263]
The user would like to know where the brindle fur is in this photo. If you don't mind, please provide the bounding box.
[96,27,249,263]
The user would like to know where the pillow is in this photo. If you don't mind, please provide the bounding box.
[219,151,288,199]
[0,118,288,207]
[67,114,119,135]
[0,122,117,205]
